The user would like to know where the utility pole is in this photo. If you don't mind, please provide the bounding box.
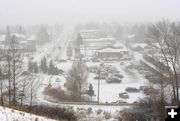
[97,68,100,103]
[97,63,103,103]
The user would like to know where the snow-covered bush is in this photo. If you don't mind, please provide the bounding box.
[96,109,103,115]
[104,112,112,120]
[87,107,93,114]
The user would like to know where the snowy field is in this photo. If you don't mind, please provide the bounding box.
[0,106,56,121]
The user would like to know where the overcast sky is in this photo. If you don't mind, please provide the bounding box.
[0,0,180,25]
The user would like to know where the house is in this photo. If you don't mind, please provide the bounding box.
[132,43,148,52]
[0,33,37,53]
[26,36,37,52]
[95,46,130,61]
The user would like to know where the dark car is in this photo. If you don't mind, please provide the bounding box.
[125,87,140,93]
[106,77,122,83]
[119,92,129,99]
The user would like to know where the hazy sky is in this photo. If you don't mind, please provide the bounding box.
[0,0,180,25]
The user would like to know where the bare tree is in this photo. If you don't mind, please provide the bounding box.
[147,20,180,104]
[18,76,30,106]
[6,35,24,105]
[66,59,88,100]
[0,69,4,105]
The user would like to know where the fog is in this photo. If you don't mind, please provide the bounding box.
[0,0,180,25]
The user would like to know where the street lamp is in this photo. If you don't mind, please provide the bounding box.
[97,63,103,103]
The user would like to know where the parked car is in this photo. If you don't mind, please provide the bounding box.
[106,77,122,83]
[114,73,123,78]
[125,87,140,93]
[58,59,66,62]
[119,92,129,99]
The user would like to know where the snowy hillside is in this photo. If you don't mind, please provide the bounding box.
[0,106,57,121]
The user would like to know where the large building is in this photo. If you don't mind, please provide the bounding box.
[79,29,115,56]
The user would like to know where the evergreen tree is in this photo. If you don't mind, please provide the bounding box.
[87,84,95,98]
[33,62,38,73]
[48,60,62,75]
[5,26,11,44]
[48,60,54,74]
[18,26,26,35]
[66,46,72,59]
[28,61,39,73]
[40,56,48,73]
[28,61,33,72]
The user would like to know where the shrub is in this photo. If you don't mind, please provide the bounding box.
[104,112,112,120]
[96,109,103,115]
[87,107,93,114]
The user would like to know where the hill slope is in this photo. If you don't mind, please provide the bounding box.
[0,106,57,121]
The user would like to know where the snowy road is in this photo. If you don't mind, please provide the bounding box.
[33,24,75,62]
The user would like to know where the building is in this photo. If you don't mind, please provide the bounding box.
[95,46,130,61]
[79,29,115,56]
[0,33,36,53]
[26,36,37,52]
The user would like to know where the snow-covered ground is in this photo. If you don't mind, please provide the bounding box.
[0,106,56,121]
[86,61,149,103]
[36,59,149,104]
[8,25,162,114]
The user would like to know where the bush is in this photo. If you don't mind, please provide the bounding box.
[7,105,77,121]
[139,86,149,91]
[87,107,93,114]
[96,109,103,115]
[143,87,159,95]
[120,109,147,121]
[104,112,112,120]
[43,86,71,101]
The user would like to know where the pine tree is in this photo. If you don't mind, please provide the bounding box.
[28,61,38,73]
[18,26,26,35]
[5,26,11,45]
[34,62,38,73]
[87,84,95,98]
[48,60,54,74]
[40,56,48,73]
[66,46,72,59]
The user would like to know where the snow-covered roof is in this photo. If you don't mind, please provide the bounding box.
[80,29,99,33]
[20,40,28,44]
[128,34,135,39]
[84,37,115,42]
[97,46,128,53]
[113,42,126,48]
[133,43,148,48]
[27,35,37,41]
[12,33,26,39]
